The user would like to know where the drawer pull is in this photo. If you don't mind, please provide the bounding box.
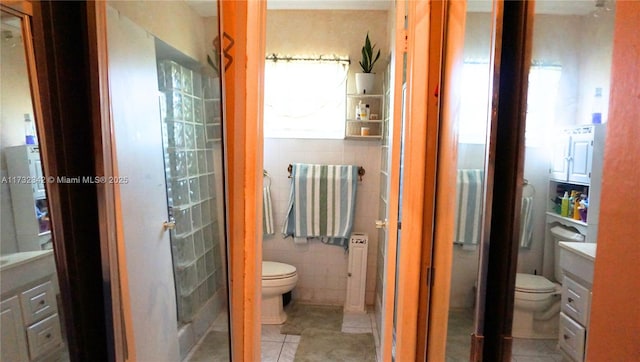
[563,334,570,340]
[568,297,574,303]
[39,300,45,305]
[45,333,51,339]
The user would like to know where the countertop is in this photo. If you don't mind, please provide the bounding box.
[559,241,596,261]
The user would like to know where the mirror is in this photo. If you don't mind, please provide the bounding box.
[1,6,69,361]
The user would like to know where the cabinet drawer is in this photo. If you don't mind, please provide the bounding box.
[559,312,586,362]
[19,281,58,326]
[562,276,590,326]
[26,313,62,360]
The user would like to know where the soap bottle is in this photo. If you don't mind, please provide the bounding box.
[560,192,569,217]
[355,101,362,120]
[573,194,582,220]
[359,103,369,121]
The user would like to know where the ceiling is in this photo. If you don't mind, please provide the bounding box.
[185,0,606,17]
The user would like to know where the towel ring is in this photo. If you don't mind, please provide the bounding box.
[287,164,365,181]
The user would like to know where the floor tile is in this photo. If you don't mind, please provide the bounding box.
[261,341,283,362]
[343,312,372,328]
[278,342,298,362]
[262,324,286,342]
[284,334,301,343]
[341,326,373,334]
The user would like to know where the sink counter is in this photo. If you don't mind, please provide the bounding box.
[558,242,596,287]
[0,250,56,296]
[559,242,596,261]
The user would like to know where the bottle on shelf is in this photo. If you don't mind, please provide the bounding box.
[592,87,603,124]
[560,192,569,217]
[573,194,582,220]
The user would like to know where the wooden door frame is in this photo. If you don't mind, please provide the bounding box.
[480,1,535,360]
[391,0,451,359]
[23,1,114,360]
[219,1,266,360]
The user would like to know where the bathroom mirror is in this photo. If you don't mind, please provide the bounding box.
[1,5,70,361]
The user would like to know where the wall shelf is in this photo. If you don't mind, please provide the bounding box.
[345,94,384,139]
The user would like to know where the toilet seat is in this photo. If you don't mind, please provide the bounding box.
[515,273,556,293]
[262,261,297,280]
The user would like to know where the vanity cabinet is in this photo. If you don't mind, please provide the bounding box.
[558,242,596,362]
[5,145,51,252]
[1,296,30,361]
[0,277,63,361]
[345,94,384,139]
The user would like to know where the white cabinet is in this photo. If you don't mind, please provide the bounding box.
[345,94,384,139]
[0,277,63,361]
[549,125,605,185]
[558,242,596,362]
[1,296,30,362]
[5,145,51,252]
[546,124,606,243]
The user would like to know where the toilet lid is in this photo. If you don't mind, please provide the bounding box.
[262,261,297,280]
[515,273,556,293]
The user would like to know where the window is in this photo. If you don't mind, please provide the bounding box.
[263,58,348,139]
[458,61,562,146]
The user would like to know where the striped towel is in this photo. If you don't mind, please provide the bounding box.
[282,163,359,248]
[454,169,484,248]
[263,180,275,236]
[519,196,534,248]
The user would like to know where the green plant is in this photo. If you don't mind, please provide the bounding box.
[359,32,381,73]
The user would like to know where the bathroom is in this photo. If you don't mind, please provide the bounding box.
[3,0,636,360]
[445,1,614,361]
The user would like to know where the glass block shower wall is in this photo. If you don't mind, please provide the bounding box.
[158,60,226,324]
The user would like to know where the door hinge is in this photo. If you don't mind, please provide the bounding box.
[397,221,402,230]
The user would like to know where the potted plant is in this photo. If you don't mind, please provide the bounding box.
[355,32,381,94]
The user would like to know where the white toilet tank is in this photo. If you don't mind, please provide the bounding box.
[550,225,585,282]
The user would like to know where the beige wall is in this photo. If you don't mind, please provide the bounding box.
[109,1,208,63]
[587,1,640,359]
[266,10,389,93]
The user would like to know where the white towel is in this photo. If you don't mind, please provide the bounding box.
[455,169,484,248]
[263,175,275,236]
[519,196,534,248]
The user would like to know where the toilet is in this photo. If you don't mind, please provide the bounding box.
[512,225,584,339]
[261,261,298,324]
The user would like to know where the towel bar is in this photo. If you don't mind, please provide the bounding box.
[287,164,365,181]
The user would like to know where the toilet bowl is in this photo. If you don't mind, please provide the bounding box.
[513,273,561,339]
[261,261,298,324]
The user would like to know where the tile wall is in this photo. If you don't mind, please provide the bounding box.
[263,138,381,305]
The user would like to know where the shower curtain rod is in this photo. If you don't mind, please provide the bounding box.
[266,54,350,63]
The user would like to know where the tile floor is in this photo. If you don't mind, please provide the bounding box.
[261,306,381,362]
[446,308,564,362]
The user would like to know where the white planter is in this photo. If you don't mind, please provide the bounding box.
[355,73,375,94]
